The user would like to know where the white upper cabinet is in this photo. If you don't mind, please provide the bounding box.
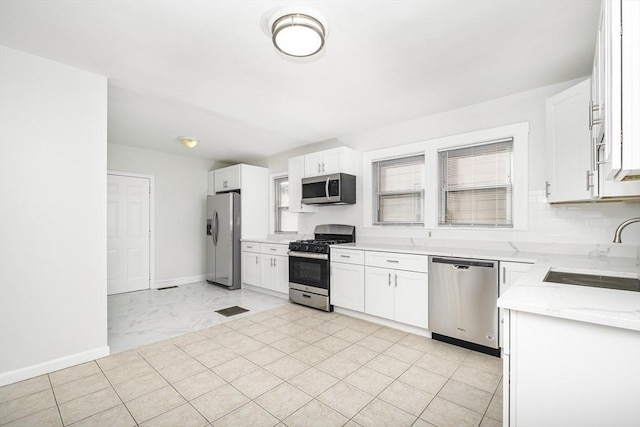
[288,146,359,213]
[288,155,318,213]
[594,0,640,182]
[302,147,359,177]
[214,164,241,193]
[545,79,593,203]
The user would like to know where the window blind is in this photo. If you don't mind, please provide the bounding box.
[438,139,513,227]
[372,154,425,225]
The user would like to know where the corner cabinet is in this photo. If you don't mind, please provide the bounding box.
[330,248,365,311]
[364,251,428,329]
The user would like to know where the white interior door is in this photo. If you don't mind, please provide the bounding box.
[107,174,150,295]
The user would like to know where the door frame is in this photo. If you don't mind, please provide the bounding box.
[107,170,155,290]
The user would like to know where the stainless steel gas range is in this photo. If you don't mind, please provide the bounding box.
[288,224,356,311]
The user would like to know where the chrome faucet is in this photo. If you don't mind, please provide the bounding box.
[613,217,640,243]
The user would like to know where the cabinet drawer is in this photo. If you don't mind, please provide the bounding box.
[365,251,428,273]
[331,248,364,265]
[260,243,288,257]
[241,242,260,253]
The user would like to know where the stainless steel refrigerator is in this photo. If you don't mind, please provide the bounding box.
[206,193,241,289]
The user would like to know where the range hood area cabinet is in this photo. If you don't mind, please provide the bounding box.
[288,146,360,213]
[545,78,640,203]
[591,0,640,183]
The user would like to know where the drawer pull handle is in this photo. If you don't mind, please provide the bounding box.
[386,260,399,263]
[270,248,277,251]
[302,294,311,299]
[340,255,351,258]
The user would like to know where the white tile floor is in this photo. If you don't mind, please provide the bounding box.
[108,282,289,353]
[1,282,504,426]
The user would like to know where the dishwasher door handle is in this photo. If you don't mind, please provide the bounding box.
[452,265,470,270]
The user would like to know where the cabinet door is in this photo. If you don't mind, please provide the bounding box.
[273,255,289,294]
[288,156,317,213]
[241,251,260,286]
[499,261,532,349]
[214,165,241,192]
[214,168,228,193]
[545,78,593,203]
[364,266,394,320]
[259,254,274,290]
[393,270,428,329]
[321,149,343,175]
[330,262,365,311]
[304,152,324,176]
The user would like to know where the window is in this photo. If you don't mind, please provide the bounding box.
[372,154,425,225]
[438,138,513,227]
[274,176,298,233]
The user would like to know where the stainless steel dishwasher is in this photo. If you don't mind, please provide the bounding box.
[428,256,500,357]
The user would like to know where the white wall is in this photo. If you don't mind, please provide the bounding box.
[0,47,108,385]
[273,79,640,253]
[108,144,214,286]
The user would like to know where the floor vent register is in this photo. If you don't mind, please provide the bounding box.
[215,306,249,317]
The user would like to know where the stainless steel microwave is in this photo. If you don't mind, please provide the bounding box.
[301,173,356,205]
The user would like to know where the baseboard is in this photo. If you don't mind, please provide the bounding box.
[333,307,431,338]
[242,284,289,300]
[153,275,205,289]
[0,346,111,387]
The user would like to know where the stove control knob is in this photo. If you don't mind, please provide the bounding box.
[304,245,310,252]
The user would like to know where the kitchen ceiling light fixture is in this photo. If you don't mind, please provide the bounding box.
[177,136,199,148]
[271,13,326,57]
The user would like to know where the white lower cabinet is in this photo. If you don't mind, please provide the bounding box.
[241,242,288,294]
[499,261,532,348]
[364,251,429,329]
[260,253,288,293]
[330,249,365,311]
[504,309,640,427]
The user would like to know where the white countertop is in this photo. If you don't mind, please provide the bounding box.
[330,241,640,332]
[242,237,294,244]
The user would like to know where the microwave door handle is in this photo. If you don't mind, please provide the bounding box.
[325,177,330,199]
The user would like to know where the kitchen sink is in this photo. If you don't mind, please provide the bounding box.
[544,270,640,292]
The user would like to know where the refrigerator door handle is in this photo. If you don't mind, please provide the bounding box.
[212,211,219,245]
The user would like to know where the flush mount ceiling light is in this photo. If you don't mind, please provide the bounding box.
[271,13,326,57]
[177,136,198,148]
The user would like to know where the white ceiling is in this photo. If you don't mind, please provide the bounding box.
[0,0,599,163]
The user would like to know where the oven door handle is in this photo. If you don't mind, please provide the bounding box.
[288,251,329,260]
